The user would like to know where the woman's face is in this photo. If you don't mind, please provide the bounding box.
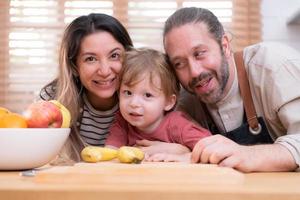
[76,31,125,109]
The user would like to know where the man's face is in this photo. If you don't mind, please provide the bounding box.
[164,23,230,104]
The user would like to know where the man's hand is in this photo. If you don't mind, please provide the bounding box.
[135,139,190,155]
[191,134,297,172]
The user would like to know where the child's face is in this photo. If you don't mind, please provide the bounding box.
[119,73,175,133]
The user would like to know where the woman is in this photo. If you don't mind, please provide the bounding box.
[40,13,133,163]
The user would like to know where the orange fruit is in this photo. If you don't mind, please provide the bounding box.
[0,107,10,119]
[0,113,28,128]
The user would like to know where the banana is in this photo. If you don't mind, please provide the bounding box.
[117,146,144,164]
[49,100,71,128]
[81,146,118,163]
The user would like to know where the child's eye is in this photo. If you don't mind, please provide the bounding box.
[144,92,153,98]
[123,90,132,96]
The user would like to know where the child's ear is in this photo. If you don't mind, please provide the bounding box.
[164,94,177,111]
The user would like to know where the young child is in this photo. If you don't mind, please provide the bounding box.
[105,48,211,161]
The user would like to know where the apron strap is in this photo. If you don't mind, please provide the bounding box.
[234,51,261,134]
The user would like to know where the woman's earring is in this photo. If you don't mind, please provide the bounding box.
[78,84,83,96]
[75,76,83,95]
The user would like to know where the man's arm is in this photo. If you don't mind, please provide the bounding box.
[211,42,300,172]
[191,134,298,172]
[275,98,300,170]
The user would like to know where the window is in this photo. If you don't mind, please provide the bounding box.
[0,0,261,112]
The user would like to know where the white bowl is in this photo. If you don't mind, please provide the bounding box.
[0,128,70,170]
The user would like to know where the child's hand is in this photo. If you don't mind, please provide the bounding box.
[144,153,191,163]
[135,139,190,155]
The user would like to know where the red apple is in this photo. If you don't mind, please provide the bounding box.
[23,100,63,128]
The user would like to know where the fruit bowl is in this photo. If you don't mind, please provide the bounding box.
[0,128,70,170]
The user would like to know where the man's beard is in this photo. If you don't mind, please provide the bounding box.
[187,54,229,104]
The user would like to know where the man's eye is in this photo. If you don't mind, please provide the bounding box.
[173,61,184,69]
[174,62,181,68]
[194,50,206,58]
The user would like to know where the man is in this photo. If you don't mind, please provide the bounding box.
[163,7,300,172]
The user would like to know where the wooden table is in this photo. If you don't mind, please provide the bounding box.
[0,162,299,200]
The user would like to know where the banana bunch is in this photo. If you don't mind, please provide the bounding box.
[81,146,144,164]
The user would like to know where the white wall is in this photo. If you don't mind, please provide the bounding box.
[261,0,300,51]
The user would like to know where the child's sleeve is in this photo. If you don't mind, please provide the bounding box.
[105,112,128,148]
[170,111,212,150]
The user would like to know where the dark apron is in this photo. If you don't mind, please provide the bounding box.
[223,116,273,145]
[204,51,274,145]
[204,106,273,145]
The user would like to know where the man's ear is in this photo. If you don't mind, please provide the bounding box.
[164,94,177,111]
[221,34,231,58]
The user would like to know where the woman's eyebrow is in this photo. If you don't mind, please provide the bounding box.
[109,47,122,53]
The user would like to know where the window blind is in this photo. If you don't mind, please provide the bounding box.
[6,0,61,113]
[0,1,10,111]
[231,0,261,51]
[0,0,261,113]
